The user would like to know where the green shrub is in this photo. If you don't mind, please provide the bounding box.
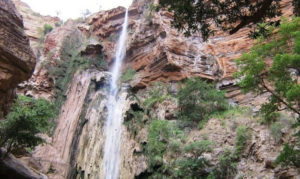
[0,96,55,153]
[235,17,300,167]
[168,139,183,155]
[177,78,228,123]
[143,82,172,111]
[275,144,300,167]
[121,67,136,83]
[146,120,185,171]
[184,140,213,157]
[124,110,145,138]
[234,125,251,156]
[147,120,171,168]
[43,24,53,35]
[209,149,237,179]
[173,158,210,179]
[270,122,283,144]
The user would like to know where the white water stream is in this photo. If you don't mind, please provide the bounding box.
[102,9,129,179]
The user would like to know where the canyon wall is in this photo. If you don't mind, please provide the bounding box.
[12,0,60,100]
[5,0,298,178]
[0,0,36,118]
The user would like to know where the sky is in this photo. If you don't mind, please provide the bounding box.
[22,0,133,20]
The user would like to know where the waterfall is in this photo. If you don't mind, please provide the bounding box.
[102,8,129,179]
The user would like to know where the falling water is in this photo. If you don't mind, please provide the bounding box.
[102,8,129,179]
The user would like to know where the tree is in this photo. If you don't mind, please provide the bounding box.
[158,0,299,41]
[0,96,55,153]
[234,17,300,167]
[234,17,300,123]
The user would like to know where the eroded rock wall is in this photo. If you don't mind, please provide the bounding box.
[11,0,61,100]
[0,0,35,118]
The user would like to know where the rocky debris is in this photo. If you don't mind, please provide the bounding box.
[0,149,46,179]
[0,0,36,118]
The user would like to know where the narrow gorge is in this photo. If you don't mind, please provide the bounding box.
[0,0,299,179]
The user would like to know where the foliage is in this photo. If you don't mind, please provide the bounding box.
[270,122,283,144]
[43,24,53,35]
[143,82,173,111]
[157,0,290,41]
[184,140,213,156]
[234,17,300,167]
[124,109,145,138]
[49,29,107,114]
[173,158,210,179]
[248,23,276,39]
[121,67,136,83]
[146,120,185,170]
[275,144,300,167]
[234,125,251,156]
[177,78,228,123]
[0,96,55,153]
[209,149,237,179]
[234,17,300,123]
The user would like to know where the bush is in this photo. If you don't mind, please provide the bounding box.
[209,149,237,179]
[177,78,228,122]
[234,125,251,156]
[270,122,283,144]
[184,140,213,157]
[0,96,55,153]
[146,120,185,171]
[143,82,172,111]
[121,67,136,83]
[43,24,53,35]
[173,158,210,179]
[275,144,300,167]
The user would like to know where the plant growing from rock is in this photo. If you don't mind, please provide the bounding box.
[177,78,228,125]
[0,95,55,154]
[121,67,136,83]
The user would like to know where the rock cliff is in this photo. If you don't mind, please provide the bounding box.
[3,0,299,178]
[11,0,61,100]
[0,0,35,118]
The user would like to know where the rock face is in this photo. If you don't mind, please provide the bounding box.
[11,0,60,55]
[0,149,46,179]
[6,0,297,178]
[87,0,293,91]
[11,0,61,100]
[26,70,146,179]
[0,0,35,118]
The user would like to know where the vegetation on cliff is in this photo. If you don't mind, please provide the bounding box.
[0,95,55,154]
[177,78,228,124]
[48,29,107,114]
[235,17,300,168]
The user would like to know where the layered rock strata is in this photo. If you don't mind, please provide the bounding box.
[0,0,35,118]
